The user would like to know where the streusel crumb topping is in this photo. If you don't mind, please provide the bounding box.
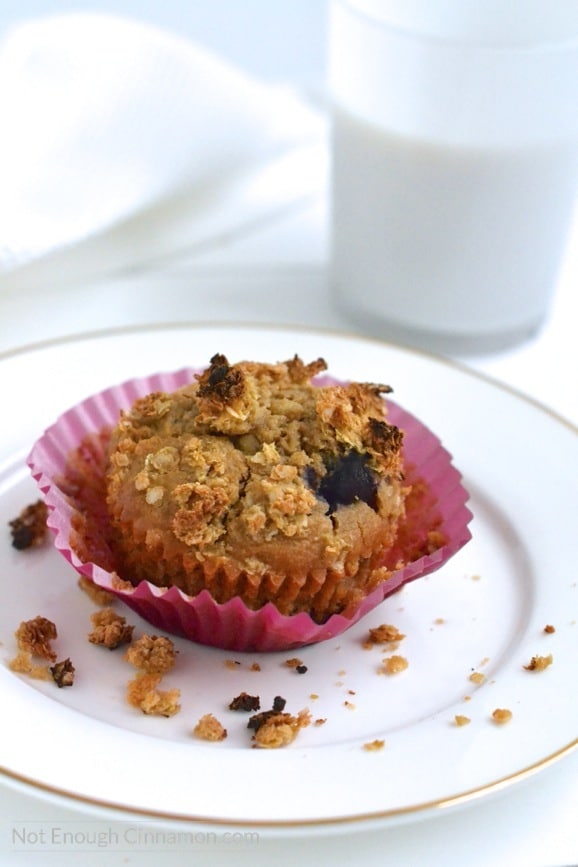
[107,354,405,549]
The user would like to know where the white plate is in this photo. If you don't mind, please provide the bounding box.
[0,323,576,831]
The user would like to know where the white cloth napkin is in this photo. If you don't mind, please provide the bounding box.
[0,13,327,291]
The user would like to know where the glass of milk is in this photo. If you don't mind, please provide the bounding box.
[328,0,578,354]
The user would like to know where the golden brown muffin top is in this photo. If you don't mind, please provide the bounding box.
[107,354,404,547]
[116,354,401,465]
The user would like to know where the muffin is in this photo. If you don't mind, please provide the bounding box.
[104,354,408,623]
[28,357,472,651]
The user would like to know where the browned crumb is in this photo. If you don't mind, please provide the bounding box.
[344,700,356,710]
[8,650,51,680]
[543,624,556,634]
[285,657,308,674]
[434,617,446,625]
[223,659,261,673]
[126,672,181,717]
[195,353,246,405]
[523,654,554,672]
[229,692,261,712]
[88,608,134,650]
[469,671,486,685]
[9,501,48,550]
[15,616,57,661]
[78,576,117,606]
[251,709,311,748]
[314,718,327,726]
[309,693,319,700]
[454,715,471,727]
[50,658,75,688]
[247,696,288,733]
[378,655,408,675]
[363,739,385,751]
[364,623,406,649]
[10,646,74,688]
[193,713,228,742]
[125,634,177,674]
[285,657,303,668]
[491,708,513,725]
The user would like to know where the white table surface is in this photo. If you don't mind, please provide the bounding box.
[0,3,577,866]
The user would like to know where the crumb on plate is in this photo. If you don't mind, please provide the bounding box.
[125,634,178,674]
[50,657,75,688]
[378,655,408,675]
[8,650,51,680]
[14,616,57,661]
[88,607,134,649]
[9,617,75,687]
[363,739,385,751]
[229,692,261,712]
[250,708,311,749]
[491,708,513,725]
[126,672,181,717]
[246,696,288,733]
[523,654,553,672]
[364,623,406,649]
[194,713,227,741]
[9,501,48,550]
[285,657,303,668]
[283,656,308,672]
[454,714,471,727]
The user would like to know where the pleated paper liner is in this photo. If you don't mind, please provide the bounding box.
[28,368,472,652]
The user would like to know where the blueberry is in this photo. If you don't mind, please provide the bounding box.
[317,451,377,514]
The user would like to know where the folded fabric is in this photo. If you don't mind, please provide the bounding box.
[0,12,327,289]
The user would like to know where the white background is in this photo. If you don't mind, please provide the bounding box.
[0,1,327,90]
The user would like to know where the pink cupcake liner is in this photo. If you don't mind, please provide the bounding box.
[27,368,472,652]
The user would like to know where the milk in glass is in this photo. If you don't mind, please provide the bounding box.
[332,106,578,343]
[329,0,578,353]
